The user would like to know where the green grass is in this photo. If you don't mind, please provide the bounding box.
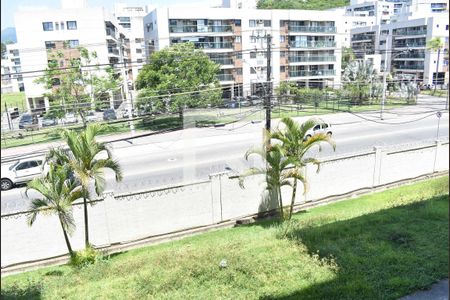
[1,176,448,299]
[1,92,26,113]
[420,90,448,98]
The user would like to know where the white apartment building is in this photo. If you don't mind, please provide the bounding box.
[350,0,449,85]
[114,3,153,92]
[14,0,129,113]
[1,43,24,94]
[143,7,344,98]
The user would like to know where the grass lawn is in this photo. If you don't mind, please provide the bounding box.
[420,90,448,98]
[1,176,448,299]
[1,92,27,113]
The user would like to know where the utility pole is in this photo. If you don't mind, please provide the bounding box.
[119,38,135,136]
[381,48,388,120]
[265,34,272,134]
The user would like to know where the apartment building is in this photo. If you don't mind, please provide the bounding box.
[143,8,343,98]
[13,0,129,113]
[350,0,449,85]
[113,3,153,92]
[1,43,24,94]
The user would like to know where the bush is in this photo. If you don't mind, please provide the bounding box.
[69,246,101,268]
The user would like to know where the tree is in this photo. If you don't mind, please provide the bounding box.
[427,37,444,95]
[35,45,122,127]
[26,163,84,257]
[240,142,299,220]
[271,118,335,219]
[342,60,379,104]
[341,47,355,71]
[136,42,221,119]
[275,81,298,104]
[55,124,123,248]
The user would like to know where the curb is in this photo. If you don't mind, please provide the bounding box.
[1,170,447,276]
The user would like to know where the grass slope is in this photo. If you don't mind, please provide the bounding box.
[1,176,448,299]
[1,92,26,113]
[257,0,349,10]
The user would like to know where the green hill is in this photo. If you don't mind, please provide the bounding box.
[257,0,349,10]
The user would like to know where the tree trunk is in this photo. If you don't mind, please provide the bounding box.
[83,194,90,248]
[288,179,298,220]
[434,49,440,95]
[278,186,284,220]
[58,214,74,257]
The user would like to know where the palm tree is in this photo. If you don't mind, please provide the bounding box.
[271,118,335,220]
[427,37,444,95]
[26,163,84,257]
[240,138,302,220]
[60,123,123,248]
[342,60,379,104]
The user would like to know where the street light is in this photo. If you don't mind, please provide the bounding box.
[380,48,411,120]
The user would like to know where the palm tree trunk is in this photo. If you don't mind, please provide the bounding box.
[58,214,74,257]
[278,186,284,220]
[83,194,90,248]
[434,49,441,95]
[289,179,298,220]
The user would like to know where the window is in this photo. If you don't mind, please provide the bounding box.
[45,41,56,49]
[55,22,59,30]
[264,20,271,27]
[236,52,242,59]
[15,162,30,171]
[236,68,242,75]
[322,124,328,129]
[68,40,79,48]
[250,68,256,74]
[313,125,320,131]
[136,48,142,53]
[137,59,143,63]
[146,23,153,32]
[446,25,449,30]
[280,36,285,43]
[135,38,143,43]
[67,21,77,30]
[117,16,131,22]
[235,36,241,43]
[380,40,386,46]
[280,66,285,72]
[250,52,256,59]
[61,22,64,30]
[249,20,256,27]
[280,51,285,57]
[29,161,39,168]
[235,20,241,26]
[42,22,53,31]
[120,23,131,29]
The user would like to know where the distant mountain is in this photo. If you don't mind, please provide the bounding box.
[1,27,17,43]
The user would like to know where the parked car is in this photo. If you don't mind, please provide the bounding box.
[247,95,263,106]
[42,116,58,127]
[63,113,78,124]
[103,109,117,121]
[18,113,39,130]
[1,157,48,191]
[86,111,98,123]
[304,122,332,140]
[122,109,137,119]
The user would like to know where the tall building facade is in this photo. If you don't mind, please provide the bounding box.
[13,0,129,113]
[143,8,344,98]
[1,43,24,94]
[350,0,449,85]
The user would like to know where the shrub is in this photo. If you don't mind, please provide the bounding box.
[69,246,101,268]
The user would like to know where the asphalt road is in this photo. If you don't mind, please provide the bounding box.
[1,98,448,214]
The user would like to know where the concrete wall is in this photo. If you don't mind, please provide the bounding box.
[1,141,448,267]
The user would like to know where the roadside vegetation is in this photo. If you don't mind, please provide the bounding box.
[1,176,447,299]
[257,0,349,10]
[1,92,26,113]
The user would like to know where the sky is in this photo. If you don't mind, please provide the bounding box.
[1,0,218,31]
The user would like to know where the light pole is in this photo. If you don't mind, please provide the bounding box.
[380,48,411,120]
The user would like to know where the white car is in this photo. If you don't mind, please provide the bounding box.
[1,157,48,191]
[305,122,332,140]
[86,111,98,123]
[63,113,78,124]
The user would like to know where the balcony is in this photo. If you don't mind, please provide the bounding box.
[394,29,427,36]
[193,41,233,49]
[289,41,336,49]
[289,55,336,63]
[394,52,425,59]
[108,47,120,56]
[393,64,424,70]
[106,28,117,40]
[217,74,234,81]
[210,58,234,65]
[289,26,336,33]
[394,42,426,48]
[169,25,233,33]
[289,69,336,77]
[352,35,374,41]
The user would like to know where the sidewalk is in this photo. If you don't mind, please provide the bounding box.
[400,279,448,300]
